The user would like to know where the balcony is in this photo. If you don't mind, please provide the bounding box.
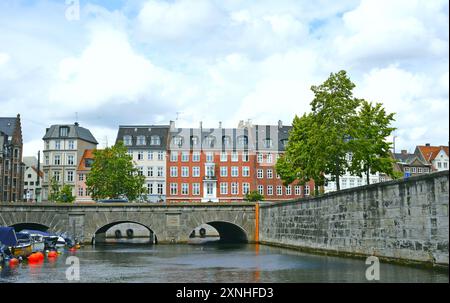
[203,175,217,181]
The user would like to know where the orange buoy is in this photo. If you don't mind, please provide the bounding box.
[28,253,38,263]
[36,252,44,260]
[9,258,19,266]
[47,251,58,258]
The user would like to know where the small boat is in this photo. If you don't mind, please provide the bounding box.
[0,227,17,262]
[12,232,33,258]
[20,230,51,252]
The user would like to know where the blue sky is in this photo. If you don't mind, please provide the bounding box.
[0,0,448,157]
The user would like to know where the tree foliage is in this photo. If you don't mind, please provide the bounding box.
[86,142,146,201]
[245,190,264,202]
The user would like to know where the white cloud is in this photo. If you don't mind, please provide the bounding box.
[0,52,9,66]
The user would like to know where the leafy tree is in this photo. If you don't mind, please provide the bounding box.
[310,70,361,190]
[56,184,75,203]
[86,142,146,201]
[245,190,264,202]
[348,100,397,184]
[48,176,60,202]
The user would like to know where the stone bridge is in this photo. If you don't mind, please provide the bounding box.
[0,203,257,244]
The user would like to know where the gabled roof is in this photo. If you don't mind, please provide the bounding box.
[0,117,17,137]
[416,145,449,162]
[78,149,95,170]
[31,166,44,178]
[43,123,98,145]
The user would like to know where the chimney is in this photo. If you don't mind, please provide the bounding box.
[401,149,407,155]
[169,120,175,130]
[74,122,79,126]
[425,143,430,147]
[219,121,222,128]
[238,120,244,128]
[278,120,283,128]
[199,121,203,129]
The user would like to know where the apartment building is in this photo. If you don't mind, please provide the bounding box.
[115,125,170,202]
[42,122,98,200]
[22,156,43,202]
[415,144,449,172]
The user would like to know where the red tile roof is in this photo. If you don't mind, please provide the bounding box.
[417,145,449,162]
[77,149,95,170]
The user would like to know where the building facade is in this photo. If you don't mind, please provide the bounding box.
[22,156,43,202]
[0,114,25,202]
[76,149,95,202]
[415,144,449,172]
[115,125,170,202]
[392,149,432,177]
[42,122,98,201]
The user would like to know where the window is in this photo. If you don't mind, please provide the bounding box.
[357,178,362,186]
[172,136,183,147]
[257,153,263,163]
[137,166,144,176]
[220,182,228,195]
[204,136,216,148]
[276,185,283,196]
[418,167,423,173]
[231,166,239,177]
[127,150,133,158]
[424,168,429,173]
[147,183,153,194]
[222,136,231,146]
[78,187,83,196]
[295,185,301,195]
[45,141,50,150]
[206,152,214,162]
[191,136,199,145]
[286,185,292,195]
[157,167,164,177]
[267,185,273,195]
[192,152,200,162]
[444,162,448,169]
[148,152,154,160]
[137,151,144,160]
[157,183,164,195]
[67,171,74,182]
[45,156,49,165]
[404,167,410,172]
[170,152,178,162]
[264,138,272,148]
[158,151,164,161]
[123,136,132,146]
[78,174,84,181]
[55,140,61,150]
[151,136,161,145]
[267,169,273,179]
[258,185,264,195]
[257,169,263,179]
[181,152,189,162]
[242,183,250,194]
[192,167,200,177]
[242,166,250,177]
[59,127,69,137]
[411,167,417,173]
[54,155,61,165]
[437,162,442,168]
[170,167,178,177]
[266,153,273,163]
[242,151,249,162]
[305,185,310,196]
[206,165,215,177]
[147,167,154,177]
[24,182,28,186]
[137,136,146,145]
[181,183,189,195]
[181,167,189,177]
[349,178,355,187]
[231,152,238,162]
[170,183,178,195]
[67,155,74,165]
[220,152,228,162]
[238,136,248,146]
[220,167,228,177]
[192,183,200,195]
[231,182,239,195]
[68,140,75,150]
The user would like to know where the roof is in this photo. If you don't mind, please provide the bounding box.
[393,151,429,166]
[43,123,98,144]
[116,125,170,150]
[31,166,44,178]
[0,117,17,137]
[78,149,95,170]
[417,145,449,162]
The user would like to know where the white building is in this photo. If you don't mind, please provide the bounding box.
[22,156,43,202]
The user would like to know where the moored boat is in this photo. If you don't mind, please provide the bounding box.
[12,232,33,258]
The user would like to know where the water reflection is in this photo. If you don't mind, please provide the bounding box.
[0,243,448,283]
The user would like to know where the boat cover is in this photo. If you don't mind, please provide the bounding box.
[0,227,18,246]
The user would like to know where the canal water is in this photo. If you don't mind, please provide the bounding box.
[1,241,448,283]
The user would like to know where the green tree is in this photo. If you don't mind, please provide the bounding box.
[56,184,75,203]
[310,70,361,190]
[245,190,264,202]
[48,176,60,202]
[348,100,397,184]
[86,142,146,201]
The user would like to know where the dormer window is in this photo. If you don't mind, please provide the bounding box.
[191,136,199,145]
[151,135,161,145]
[222,136,231,146]
[264,138,273,148]
[60,127,69,137]
[123,135,132,146]
[137,135,146,145]
[238,136,248,146]
[204,136,216,148]
[280,139,288,146]
[172,136,184,147]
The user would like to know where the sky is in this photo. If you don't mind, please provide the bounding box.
[0,0,448,158]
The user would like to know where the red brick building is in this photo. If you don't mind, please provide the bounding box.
[165,121,314,203]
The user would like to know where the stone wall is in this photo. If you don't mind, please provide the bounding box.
[259,171,449,267]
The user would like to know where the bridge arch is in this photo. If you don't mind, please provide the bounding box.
[188,220,248,243]
[92,220,158,244]
[10,222,49,232]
